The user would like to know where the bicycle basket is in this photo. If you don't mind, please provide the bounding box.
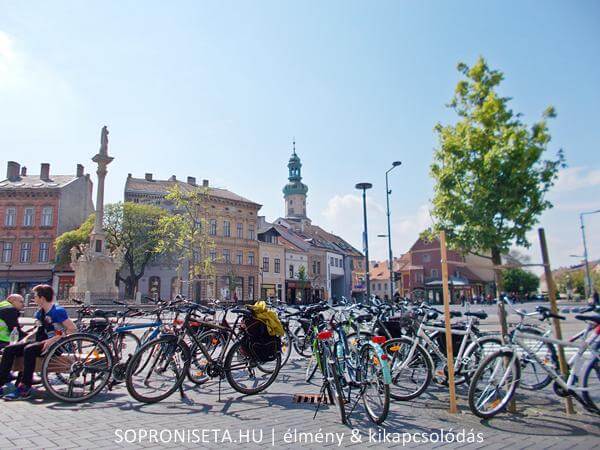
[241,316,281,363]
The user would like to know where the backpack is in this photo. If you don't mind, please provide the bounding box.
[241,315,281,363]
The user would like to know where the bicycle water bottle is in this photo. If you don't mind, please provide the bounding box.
[9,328,19,344]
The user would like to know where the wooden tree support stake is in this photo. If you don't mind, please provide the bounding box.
[440,231,458,413]
[539,228,575,415]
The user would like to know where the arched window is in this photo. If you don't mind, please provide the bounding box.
[149,276,161,300]
[170,277,180,300]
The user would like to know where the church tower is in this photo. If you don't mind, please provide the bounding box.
[283,141,309,220]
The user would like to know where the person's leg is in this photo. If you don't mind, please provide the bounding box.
[0,343,26,386]
[21,342,44,387]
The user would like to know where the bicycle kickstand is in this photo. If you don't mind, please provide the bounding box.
[346,386,364,417]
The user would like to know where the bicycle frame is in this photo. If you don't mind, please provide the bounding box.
[511,326,599,393]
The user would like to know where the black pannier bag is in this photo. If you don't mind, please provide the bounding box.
[435,323,466,357]
[89,318,110,332]
[242,315,281,363]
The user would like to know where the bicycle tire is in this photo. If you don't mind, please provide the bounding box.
[326,357,347,424]
[461,335,503,385]
[42,333,113,403]
[305,354,319,382]
[513,325,557,390]
[125,335,190,404]
[280,329,292,366]
[224,339,281,395]
[293,326,313,358]
[187,330,227,385]
[582,356,600,413]
[113,331,141,362]
[468,349,520,419]
[359,343,390,424]
[383,336,432,400]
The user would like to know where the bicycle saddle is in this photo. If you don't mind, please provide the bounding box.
[574,314,600,324]
[93,309,119,318]
[464,311,487,320]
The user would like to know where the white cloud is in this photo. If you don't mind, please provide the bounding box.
[319,194,431,260]
[554,167,600,193]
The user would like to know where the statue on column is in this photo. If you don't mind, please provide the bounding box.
[100,126,109,155]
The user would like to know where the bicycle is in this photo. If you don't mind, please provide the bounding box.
[125,302,282,403]
[468,308,600,419]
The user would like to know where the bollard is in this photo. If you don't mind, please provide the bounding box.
[84,291,91,306]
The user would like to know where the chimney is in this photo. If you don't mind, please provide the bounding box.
[127,173,132,178]
[169,175,177,181]
[76,164,84,177]
[202,179,209,187]
[6,161,20,181]
[40,163,50,181]
[20,166,27,177]
[145,173,153,181]
[187,176,196,185]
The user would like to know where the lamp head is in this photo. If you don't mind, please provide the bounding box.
[392,161,402,167]
[355,182,373,190]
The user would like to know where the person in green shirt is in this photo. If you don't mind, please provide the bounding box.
[0,294,25,351]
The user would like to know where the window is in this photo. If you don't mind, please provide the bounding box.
[20,242,32,263]
[39,242,50,263]
[223,249,230,263]
[236,251,243,265]
[149,276,161,299]
[237,223,243,238]
[312,261,316,274]
[422,254,431,263]
[263,257,269,272]
[210,250,217,262]
[317,261,321,274]
[377,283,381,291]
[5,207,16,227]
[41,207,53,227]
[274,258,281,273]
[248,252,254,265]
[2,242,12,263]
[209,219,217,236]
[330,257,334,266]
[384,283,387,291]
[289,264,294,278]
[223,220,231,237]
[248,226,255,240]
[23,207,34,227]
[431,269,439,278]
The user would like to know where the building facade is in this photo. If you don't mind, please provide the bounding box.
[258,238,285,302]
[124,174,261,302]
[0,161,94,299]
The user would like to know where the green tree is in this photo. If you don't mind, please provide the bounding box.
[156,184,216,301]
[54,214,95,266]
[103,202,167,298]
[297,265,308,303]
[429,57,565,283]
[502,268,539,295]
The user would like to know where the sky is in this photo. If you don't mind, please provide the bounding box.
[1,0,599,270]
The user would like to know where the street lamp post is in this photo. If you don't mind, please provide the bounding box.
[356,182,373,302]
[385,161,402,302]
[579,209,600,299]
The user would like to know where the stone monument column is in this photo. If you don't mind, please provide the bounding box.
[70,126,122,304]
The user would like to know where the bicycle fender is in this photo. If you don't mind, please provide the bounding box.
[365,342,392,385]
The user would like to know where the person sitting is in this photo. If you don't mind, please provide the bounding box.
[0,284,76,400]
[0,294,26,351]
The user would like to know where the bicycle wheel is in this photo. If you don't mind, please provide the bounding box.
[42,333,113,403]
[582,357,600,412]
[461,335,502,385]
[125,336,190,403]
[280,329,292,366]
[293,326,313,358]
[383,337,432,400]
[325,355,347,425]
[359,344,390,424]
[224,339,281,395]
[187,330,227,385]
[305,353,319,382]
[345,331,374,357]
[514,326,557,390]
[113,331,141,362]
[468,349,520,419]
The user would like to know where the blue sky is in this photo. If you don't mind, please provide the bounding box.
[1,1,599,269]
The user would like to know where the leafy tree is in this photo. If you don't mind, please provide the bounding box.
[297,265,308,302]
[156,184,216,302]
[502,268,539,295]
[429,57,565,282]
[54,214,95,266]
[103,202,166,298]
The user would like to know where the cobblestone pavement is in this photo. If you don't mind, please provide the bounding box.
[0,349,598,450]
